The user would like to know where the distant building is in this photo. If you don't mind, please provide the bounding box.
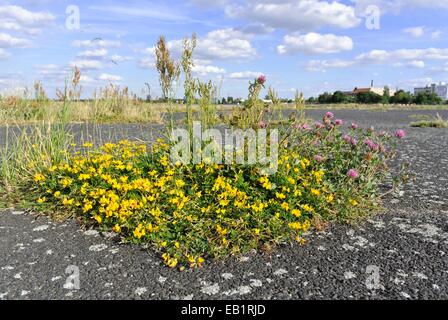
[414,83,448,100]
[345,86,396,96]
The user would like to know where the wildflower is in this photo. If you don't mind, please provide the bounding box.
[295,236,306,245]
[53,191,61,198]
[82,201,93,213]
[364,139,379,151]
[281,202,289,211]
[326,194,334,203]
[349,199,359,206]
[350,138,358,146]
[302,204,313,213]
[335,119,343,126]
[343,135,352,143]
[133,224,146,239]
[314,155,324,163]
[324,111,334,119]
[351,123,358,130]
[257,75,266,85]
[275,192,286,200]
[301,124,311,130]
[315,122,324,129]
[347,169,359,179]
[34,174,46,183]
[62,198,74,206]
[259,121,267,129]
[291,209,301,218]
[83,142,93,148]
[37,197,46,204]
[175,179,185,188]
[112,224,121,233]
[94,215,102,224]
[289,222,302,230]
[78,173,91,181]
[395,129,406,139]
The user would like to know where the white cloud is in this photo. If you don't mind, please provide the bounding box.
[393,60,425,68]
[69,60,103,70]
[277,33,353,55]
[399,77,435,89]
[226,0,360,31]
[228,71,264,79]
[0,32,31,48]
[72,39,122,49]
[306,59,356,72]
[307,47,448,72]
[192,64,226,76]
[77,48,108,59]
[0,21,41,35]
[191,28,256,60]
[139,57,155,69]
[98,73,123,82]
[403,26,425,38]
[352,0,448,15]
[89,5,190,22]
[357,48,448,62]
[110,54,133,63]
[0,5,54,25]
[140,28,256,68]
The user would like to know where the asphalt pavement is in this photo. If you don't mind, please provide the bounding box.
[1,109,447,300]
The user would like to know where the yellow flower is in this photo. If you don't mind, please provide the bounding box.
[302,204,313,212]
[291,209,302,218]
[133,224,146,239]
[275,192,286,200]
[349,199,359,206]
[112,224,121,233]
[94,215,102,224]
[175,179,185,188]
[295,236,306,245]
[83,201,93,213]
[83,142,93,148]
[78,173,91,181]
[62,198,74,206]
[326,194,334,203]
[34,173,46,183]
[289,222,302,230]
[53,191,61,198]
[37,197,46,204]
[253,228,260,235]
[311,188,321,196]
[281,202,289,211]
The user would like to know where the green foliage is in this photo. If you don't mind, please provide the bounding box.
[414,92,443,105]
[390,90,413,104]
[355,92,382,104]
[26,113,403,269]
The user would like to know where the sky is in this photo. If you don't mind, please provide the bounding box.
[1,0,448,99]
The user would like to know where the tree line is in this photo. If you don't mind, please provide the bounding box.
[308,88,445,105]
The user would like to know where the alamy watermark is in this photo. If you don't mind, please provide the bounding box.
[365,5,381,30]
[64,265,80,290]
[170,122,279,175]
[65,5,80,30]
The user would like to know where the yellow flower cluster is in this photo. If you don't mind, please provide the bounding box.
[32,139,337,269]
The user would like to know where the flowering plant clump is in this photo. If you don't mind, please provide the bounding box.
[28,113,406,269]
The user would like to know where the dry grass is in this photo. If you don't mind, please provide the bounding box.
[410,114,448,128]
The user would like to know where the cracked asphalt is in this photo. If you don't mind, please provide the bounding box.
[1,109,447,300]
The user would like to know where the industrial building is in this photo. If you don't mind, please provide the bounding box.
[414,83,448,100]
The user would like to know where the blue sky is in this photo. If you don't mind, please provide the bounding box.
[1,0,448,99]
